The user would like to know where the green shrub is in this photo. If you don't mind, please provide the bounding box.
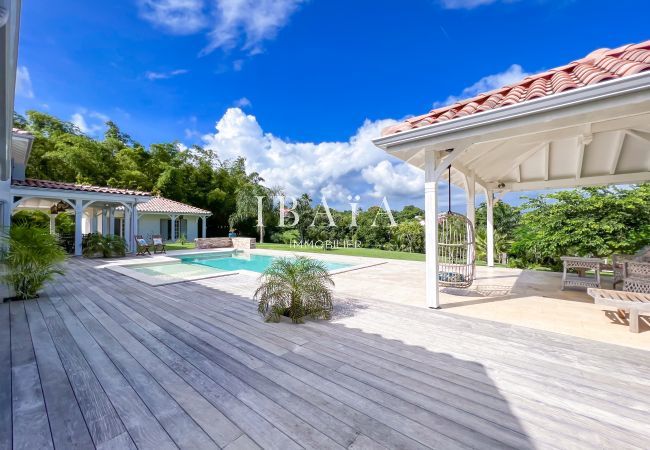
[178,233,187,245]
[1,224,67,300]
[255,256,334,324]
[83,233,127,258]
[12,210,50,229]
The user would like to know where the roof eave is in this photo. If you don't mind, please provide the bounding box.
[373,71,650,151]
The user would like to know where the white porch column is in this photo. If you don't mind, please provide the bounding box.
[132,210,139,251]
[91,210,98,233]
[74,200,83,256]
[486,189,495,267]
[108,207,115,235]
[49,214,57,235]
[424,150,440,309]
[202,216,207,238]
[170,215,178,241]
[124,205,132,251]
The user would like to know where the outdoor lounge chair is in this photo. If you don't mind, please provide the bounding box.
[135,235,151,256]
[152,234,166,254]
[612,247,650,288]
[588,287,650,333]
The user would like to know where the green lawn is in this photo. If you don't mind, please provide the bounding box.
[166,241,515,267]
[257,243,426,261]
[165,242,196,251]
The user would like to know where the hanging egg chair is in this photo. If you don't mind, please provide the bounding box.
[437,166,476,288]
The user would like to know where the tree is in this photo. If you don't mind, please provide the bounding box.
[510,186,650,269]
[393,220,424,253]
[255,256,334,323]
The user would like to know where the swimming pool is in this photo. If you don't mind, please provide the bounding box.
[118,251,353,285]
[177,252,352,273]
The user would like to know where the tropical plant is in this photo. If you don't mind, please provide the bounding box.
[1,224,67,300]
[83,233,127,258]
[178,233,187,245]
[255,256,334,324]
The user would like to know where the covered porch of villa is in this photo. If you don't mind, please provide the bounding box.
[9,179,150,255]
[374,43,650,313]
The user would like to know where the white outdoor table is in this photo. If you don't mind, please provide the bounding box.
[561,256,603,290]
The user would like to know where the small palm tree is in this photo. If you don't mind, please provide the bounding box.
[255,256,334,323]
[1,224,67,300]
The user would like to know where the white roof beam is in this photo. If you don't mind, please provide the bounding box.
[610,131,626,175]
[491,171,650,192]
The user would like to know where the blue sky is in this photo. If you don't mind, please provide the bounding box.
[14,0,650,209]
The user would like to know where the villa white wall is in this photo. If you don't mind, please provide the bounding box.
[137,214,200,242]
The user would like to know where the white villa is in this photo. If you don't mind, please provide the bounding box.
[2,131,211,255]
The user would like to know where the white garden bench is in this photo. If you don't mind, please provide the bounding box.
[588,287,650,333]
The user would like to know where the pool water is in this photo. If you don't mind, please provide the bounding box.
[176,252,351,273]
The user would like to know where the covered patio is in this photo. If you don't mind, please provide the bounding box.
[10,178,150,255]
[374,41,650,309]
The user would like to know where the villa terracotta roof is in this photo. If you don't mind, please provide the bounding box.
[382,40,650,136]
[136,197,211,215]
[12,178,150,196]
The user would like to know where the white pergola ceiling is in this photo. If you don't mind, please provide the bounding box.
[377,74,650,194]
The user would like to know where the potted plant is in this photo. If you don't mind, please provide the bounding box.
[255,256,334,323]
[1,224,67,301]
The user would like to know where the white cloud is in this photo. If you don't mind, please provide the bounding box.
[232,59,244,71]
[202,0,305,55]
[145,69,189,80]
[201,108,424,207]
[138,0,304,57]
[361,160,424,199]
[16,66,34,98]
[433,64,529,107]
[71,109,109,135]
[439,0,505,9]
[233,97,251,108]
[137,0,207,34]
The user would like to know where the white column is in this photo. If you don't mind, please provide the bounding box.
[74,200,83,256]
[132,209,139,251]
[0,180,12,234]
[486,189,495,267]
[124,205,132,251]
[49,214,57,235]
[202,216,207,238]
[108,207,115,235]
[424,150,440,309]
[465,171,476,227]
[91,209,98,233]
[170,215,178,241]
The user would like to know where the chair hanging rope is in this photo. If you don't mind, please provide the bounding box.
[437,165,476,288]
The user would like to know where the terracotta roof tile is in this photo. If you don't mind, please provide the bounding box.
[135,197,211,215]
[12,178,150,196]
[382,40,650,136]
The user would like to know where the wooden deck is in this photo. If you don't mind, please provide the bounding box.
[3,258,650,449]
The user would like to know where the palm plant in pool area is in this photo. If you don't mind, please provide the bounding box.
[1,224,67,300]
[255,256,334,323]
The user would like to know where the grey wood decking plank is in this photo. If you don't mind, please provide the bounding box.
[130,284,530,450]
[0,303,12,450]
[68,277,303,450]
[23,300,94,449]
[9,301,54,450]
[36,296,131,448]
[53,281,243,447]
[82,266,644,448]
[54,259,650,450]
[82,284,349,450]
[87,281,431,450]
[172,284,650,424]
[167,281,648,448]
[51,286,221,450]
[42,292,178,450]
[87,274,513,450]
